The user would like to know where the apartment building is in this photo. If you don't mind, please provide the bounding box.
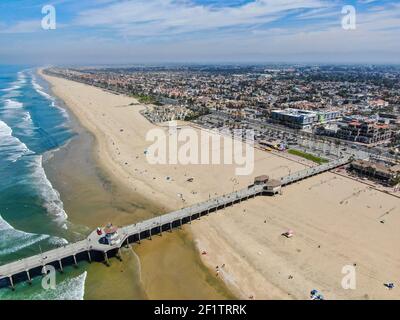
[270,108,341,130]
[350,160,400,186]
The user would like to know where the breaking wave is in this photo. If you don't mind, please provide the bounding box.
[31,74,69,119]
[27,155,68,225]
[0,119,32,162]
[0,214,49,255]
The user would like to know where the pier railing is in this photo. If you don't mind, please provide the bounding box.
[0,158,350,290]
[280,157,350,186]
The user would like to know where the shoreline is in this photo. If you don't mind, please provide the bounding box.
[40,70,151,299]
[39,69,235,300]
[40,70,400,300]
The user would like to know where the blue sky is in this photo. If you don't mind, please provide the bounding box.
[0,0,399,65]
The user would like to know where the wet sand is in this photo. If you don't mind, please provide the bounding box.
[42,72,234,300]
[134,229,236,300]
[41,70,400,300]
[39,70,306,300]
[84,247,147,300]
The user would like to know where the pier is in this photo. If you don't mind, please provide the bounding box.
[0,157,351,290]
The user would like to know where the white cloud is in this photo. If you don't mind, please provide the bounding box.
[75,0,330,37]
[358,0,379,4]
[0,0,399,64]
[0,20,41,34]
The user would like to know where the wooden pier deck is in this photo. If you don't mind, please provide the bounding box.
[0,157,351,290]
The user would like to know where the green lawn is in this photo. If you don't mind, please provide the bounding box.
[131,94,158,105]
[288,149,329,165]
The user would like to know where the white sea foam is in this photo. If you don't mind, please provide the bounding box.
[0,96,36,140]
[1,71,26,94]
[25,271,87,300]
[31,74,69,119]
[1,98,37,136]
[41,271,87,300]
[0,120,33,162]
[27,155,68,226]
[22,111,32,122]
[3,98,23,109]
[0,214,69,256]
[0,271,87,300]
[47,236,69,247]
[1,85,21,95]
[16,71,27,87]
[32,75,53,100]
[1,85,68,227]
[1,81,22,94]
[0,214,49,255]
[0,121,68,225]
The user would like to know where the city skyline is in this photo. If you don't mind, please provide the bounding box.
[0,0,399,65]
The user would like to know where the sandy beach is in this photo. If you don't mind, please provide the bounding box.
[40,70,236,300]
[41,70,400,300]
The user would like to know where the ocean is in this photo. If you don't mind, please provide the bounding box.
[0,65,87,300]
[0,66,235,301]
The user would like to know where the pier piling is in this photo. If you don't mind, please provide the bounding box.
[104,251,110,267]
[26,270,32,285]
[9,276,14,291]
[0,157,351,290]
